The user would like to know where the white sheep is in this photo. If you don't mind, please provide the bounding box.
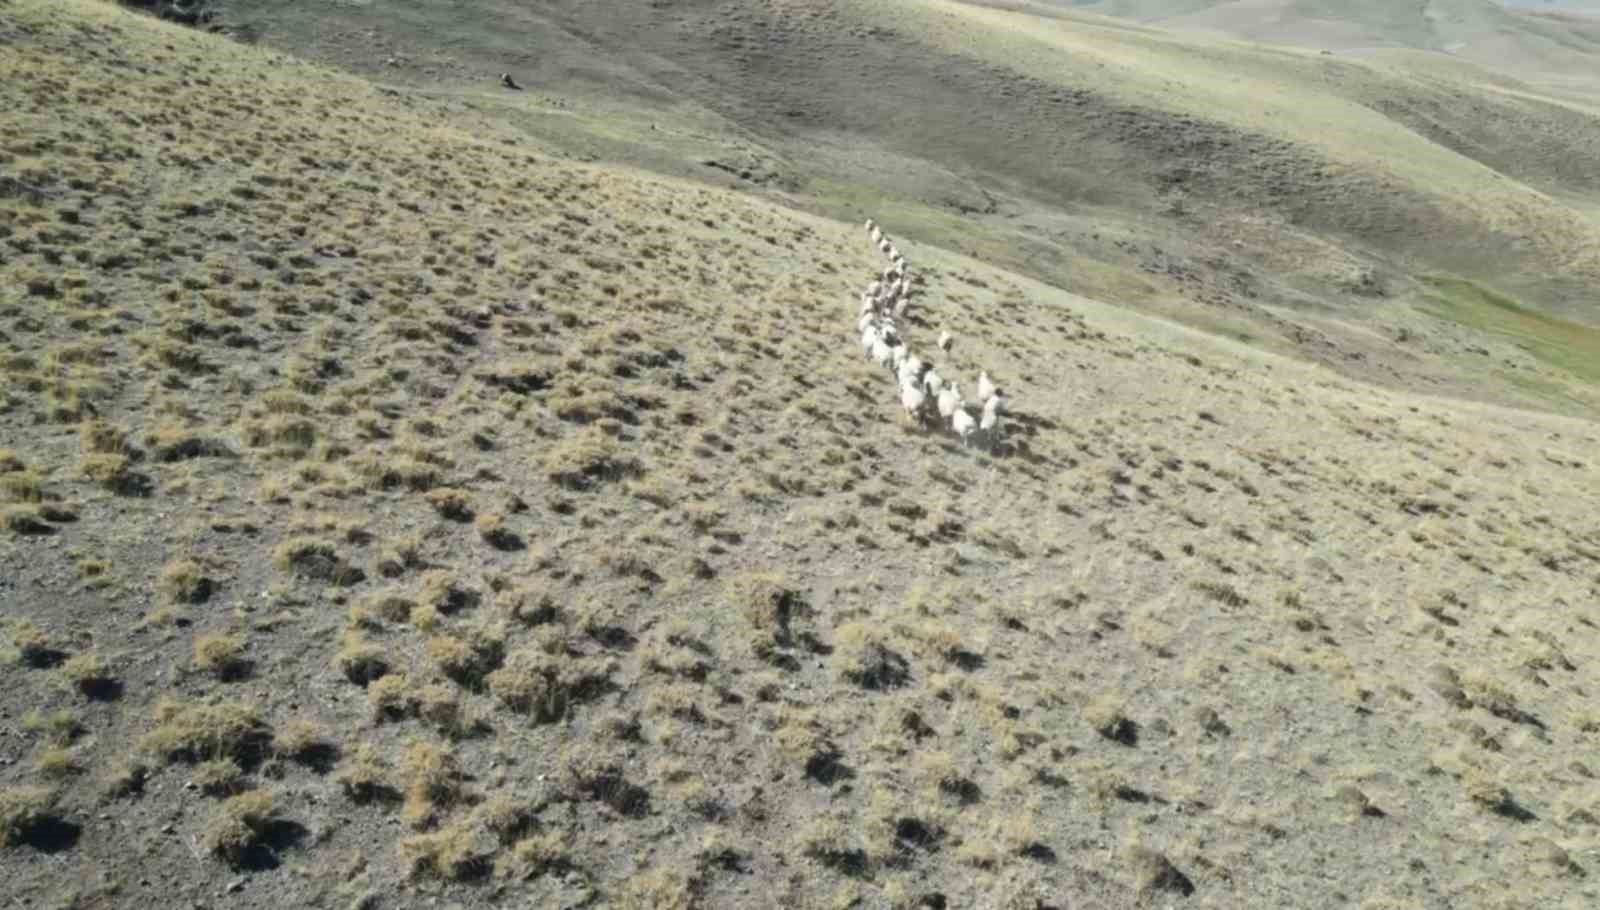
[865,218,876,233]
[937,330,952,352]
[897,354,924,388]
[980,395,1001,441]
[900,379,926,424]
[922,368,943,396]
[952,406,976,445]
[862,324,879,354]
[977,371,997,404]
[889,342,908,373]
[871,336,892,368]
[937,383,961,420]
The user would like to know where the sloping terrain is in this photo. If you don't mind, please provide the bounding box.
[1071,0,1600,89]
[211,0,1600,419]
[4,2,1600,909]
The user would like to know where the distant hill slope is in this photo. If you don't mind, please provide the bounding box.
[218,0,1600,334]
[1069,0,1600,88]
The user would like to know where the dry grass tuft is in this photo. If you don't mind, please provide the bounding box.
[334,743,395,804]
[192,759,246,797]
[192,633,249,681]
[495,831,573,880]
[334,630,390,686]
[56,649,116,700]
[399,741,463,828]
[34,747,81,780]
[158,559,213,605]
[0,787,62,846]
[3,504,53,536]
[402,819,494,881]
[273,536,363,585]
[79,453,142,495]
[139,699,269,766]
[8,621,62,669]
[22,709,82,746]
[201,790,281,865]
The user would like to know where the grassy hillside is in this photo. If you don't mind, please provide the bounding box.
[211,0,1600,419]
[4,1,1600,908]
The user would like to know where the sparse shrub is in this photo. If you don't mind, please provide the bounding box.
[34,747,80,779]
[273,536,362,585]
[376,533,426,578]
[488,649,611,723]
[22,709,81,745]
[615,868,703,909]
[103,760,148,799]
[1191,579,1248,609]
[201,790,279,865]
[834,623,911,691]
[334,630,389,685]
[543,426,642,491]
[193,633,248,680]
[145,424,233,462]
[419,570,479,614]
[0,786,61,846]
[561,746,651,818]
[1128,845,1195,899]
[731,573,816,661]
[79,420,129,455]
[367,673,411,721]
[361,591,415,623]
[193,759,246,796]
[474,794,539,846]
[57,649,116,700]
[425,488,474,522]
[3,504,52,536]
[1,470,44,502]
[495,831,572,880]
[9,621,61,668]
[335,743,394,804]
[799,814,868,878]
[1466,775,1536,821]
[79,453,142,494]
[402,820,493,880]
[475,512,521,549]
[400,741,461,828]
[413,683,467,735]
[159,559,213,604]
[139,699,269,766]
[36,501,77,523]
[427,630,503,688]
[1084,692,1139,746]
[272,719,332,765]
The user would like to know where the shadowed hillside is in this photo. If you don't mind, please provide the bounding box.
[4,2,1600,908]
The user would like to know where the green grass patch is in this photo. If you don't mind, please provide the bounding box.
[1419,276,1600,388]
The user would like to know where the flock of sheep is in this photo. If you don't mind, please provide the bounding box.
[857,219,1005,448]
